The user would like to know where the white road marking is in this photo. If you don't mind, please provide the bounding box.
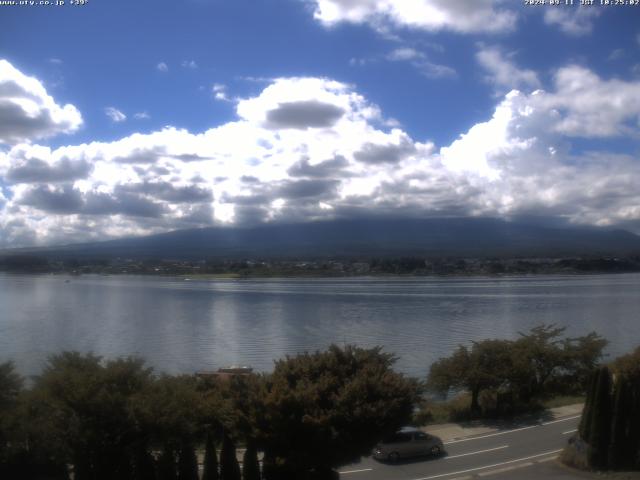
[445,445,509,460]
[541,415,581,425]
[409,449,563,480]
[562,429,578,435]
[444,414,580,445]
[338,468,373,474]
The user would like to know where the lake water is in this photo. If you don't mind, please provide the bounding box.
[1,273,639,378]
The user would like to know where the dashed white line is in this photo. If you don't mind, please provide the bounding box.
[338,468,373,475]
[445,445,509,460]
[562,429,578,435]
[408,449,564,480]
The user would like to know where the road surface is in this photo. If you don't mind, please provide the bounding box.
[339,414,580,480]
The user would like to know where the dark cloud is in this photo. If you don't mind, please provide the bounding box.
[287,155,349,177]
[20,184,83,213]
[83,192,165,218]
[277,179,339,199]
[220,192,272,206]
[6,157,93,184]
[240,175,260,183]
[19,185,166,218]
[115,181,212,203]
[353,139,416,164]
[265,101,345,129]
[170,153,211,162]
[0,101,75,145]
[113,147,167,164]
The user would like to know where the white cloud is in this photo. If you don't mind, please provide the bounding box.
[2,63,640,247]
[544,7,600,36]
[181,60,198,69]
[134,112,150,120]
[384,47,456,79]
[212,83,230,102]
[105,107,127,123]
[0,59,82,145]
[476,46,540,93]
[48,58,63,65]
[156,62,168,72]
[308,0,517,34]
[386,48,424,62]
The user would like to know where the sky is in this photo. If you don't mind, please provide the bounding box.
[0,0,640,247]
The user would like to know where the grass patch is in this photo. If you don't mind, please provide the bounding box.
[542,395,585,409]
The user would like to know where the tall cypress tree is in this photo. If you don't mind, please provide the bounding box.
[177,443,199,480]
[242,442,261,480]
[202,432,219,480]
[220,434,241,480]
[579,370,598,442]
[608,376,630,470]
[588,367,612,470]
[631,381,640,470]
[132,444,156,480]
[157,448,178,480]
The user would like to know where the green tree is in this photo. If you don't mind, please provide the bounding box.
[612,346,640,383]
[27,352,154,479]
[262,344,419,479]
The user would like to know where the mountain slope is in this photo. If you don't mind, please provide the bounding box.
[7,218,640,260]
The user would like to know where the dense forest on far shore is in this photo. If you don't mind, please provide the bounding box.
[2,254,640,276]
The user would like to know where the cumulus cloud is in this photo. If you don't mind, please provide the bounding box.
[105,107,127,123]
[134,111,150,120]
[544,7,600,36]
[476,46,540,93]
[308,0,517,34]
[0,59,82,145]
[212,83,230,102]
[2,62,640,247]
[156,62,169,72]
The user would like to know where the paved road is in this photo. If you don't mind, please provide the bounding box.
[338,414,580,480]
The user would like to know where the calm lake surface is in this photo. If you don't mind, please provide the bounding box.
[1,273,639,378]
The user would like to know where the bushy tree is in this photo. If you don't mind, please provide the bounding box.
[27,352,155,479]
[262,344,419,479]
[428,340,512,414]
[427,325,607,416]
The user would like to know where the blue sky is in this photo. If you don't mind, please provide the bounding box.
[1,0,640,246]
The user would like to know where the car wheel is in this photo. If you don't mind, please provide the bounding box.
[388,452,400,463]
[430,445,442,456]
